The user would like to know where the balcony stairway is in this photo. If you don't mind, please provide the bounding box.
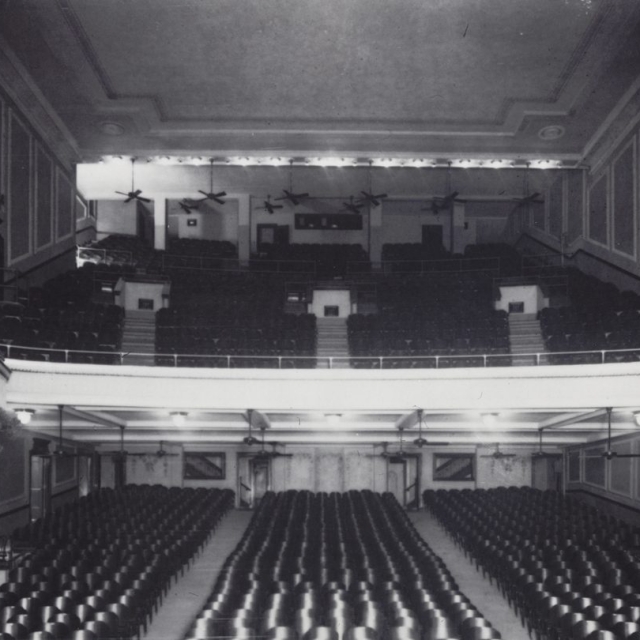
[508,313,548,366]
[121,311,156,366]
[316,318,350,369]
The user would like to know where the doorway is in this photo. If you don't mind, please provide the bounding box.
[257,224,289,254]
[387,453,421,510]
[422,225,444,254]
[237,454,271,508]
[532,455,563,491]
[30,456,52,521]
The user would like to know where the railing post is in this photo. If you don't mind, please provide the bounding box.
[119,352,124,365]
[173,353,177,367]
[536,353,540,366]
[329,357,333,369]
[601,351,605,364]
[483,355,487,367]
[278,356,282,369]
[435,355,439,368]
[227,355,231,368]
[65,350,69,363]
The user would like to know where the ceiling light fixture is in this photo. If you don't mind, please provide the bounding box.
[481,413,500,427]
[15,409,35,425]
[170,411,187,427]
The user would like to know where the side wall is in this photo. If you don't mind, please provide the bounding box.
[0,84,87,286]
[566,430,640,516]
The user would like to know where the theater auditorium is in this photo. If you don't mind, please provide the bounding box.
[2,1,640,639]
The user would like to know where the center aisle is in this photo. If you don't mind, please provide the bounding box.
[141,509,253,640]
[409,509,530,640]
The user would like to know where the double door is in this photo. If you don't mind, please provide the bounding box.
[237,454,271,508]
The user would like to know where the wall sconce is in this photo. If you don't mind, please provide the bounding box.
[170,412,187,427]
[15,409,35,425]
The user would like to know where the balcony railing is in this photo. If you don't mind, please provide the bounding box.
[2,343,640,369]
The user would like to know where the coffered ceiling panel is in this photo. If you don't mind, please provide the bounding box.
[2,0,640,159]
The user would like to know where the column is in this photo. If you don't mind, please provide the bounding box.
[237,194,251,267]
[153,197,167,251]
[369,203,383,269]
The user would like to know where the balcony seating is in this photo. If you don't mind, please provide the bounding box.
[156,272,316,367]
[255,244,369,278]
[1,486,234,640]
[0,288,124,363]
[182,490,501,640]
[348,273,509,368]
[424,487,640,640]
[540,269,640,364]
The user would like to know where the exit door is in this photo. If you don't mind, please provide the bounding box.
[30,456,52,521]
[387,454,421,510]
[422,225,444,254]
[237,454,271,508]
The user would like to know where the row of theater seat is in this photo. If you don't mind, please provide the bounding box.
[156,272,316,367]
[424,487,640,640]
[258,244,369,278]
[1,486,234,640]
[541,269,640,364]
[183,490,502,640]
[348,273,510,365]
[0,298,124,363]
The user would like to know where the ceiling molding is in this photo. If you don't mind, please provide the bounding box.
[0,35,80,169]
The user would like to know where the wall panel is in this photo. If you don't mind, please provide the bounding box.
[548,176,563,239]
[56,168,74,241]
[584,446,606,487]
[610,442,632,496]
[35,144,53,249]
[612,140,636,257]
[9,112,31,262]
[588,174,608,247]
[344,451,374,490]
[566,170,584,244]
[315,450,344,493]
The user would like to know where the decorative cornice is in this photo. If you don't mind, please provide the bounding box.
[0,35,80,170]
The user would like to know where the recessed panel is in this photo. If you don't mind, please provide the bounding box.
[612,142,635,257]
[588,173,608,246]
[9,112,31,261]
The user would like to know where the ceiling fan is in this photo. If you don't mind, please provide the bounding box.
[376,428,411,462]
[342,195,364,214]
[531,430,560,459]
[513,164,544,207]
[422,191,466,214]
[275,160,309,205]
[358,161,387,207]
[513,192,544,206]
[480,443,517,459]
[179,200,199,214]
[38,405,93,458]
[195,158,227,205]
[583,407,640,460]
[124,440,180,458]
[411,410,450,448]
[258,195,284,214]
[115,158,151,204]
[254,440,293,459]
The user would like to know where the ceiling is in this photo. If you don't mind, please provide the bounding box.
[11,404,640,453]
[3,0,640,161]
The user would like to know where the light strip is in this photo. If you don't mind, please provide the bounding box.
[96,155,568,169]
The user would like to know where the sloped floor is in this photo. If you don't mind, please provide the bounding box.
[141,509,253,640]
[409,510,529,640]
